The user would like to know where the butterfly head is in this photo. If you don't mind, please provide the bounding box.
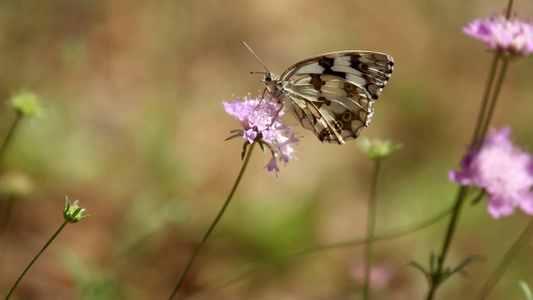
[262,73,283,99]
[262,73,278,86]
[242,42,284,100]
[263,73,273,84]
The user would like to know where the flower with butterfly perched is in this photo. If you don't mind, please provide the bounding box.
[223,93,300,174]
[463,12,533,56]
[449,127,533,218]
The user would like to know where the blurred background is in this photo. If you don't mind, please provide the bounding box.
[1,0,533,299]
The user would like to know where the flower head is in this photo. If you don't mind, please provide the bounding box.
[358,138,402,160]
[63,196,90,223]
[449,127,533,218]
[9,91,43,117]
[223,93,300,174]
[463,13,533,56]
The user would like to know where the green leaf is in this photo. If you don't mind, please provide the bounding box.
[471,190,485,206]
[259,141,266,152]
[407,260,431,284]
[225,133,243,141]
[241,141,251,160]
[440,255,483,282]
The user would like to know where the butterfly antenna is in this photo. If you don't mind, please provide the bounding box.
[242,41,271,73]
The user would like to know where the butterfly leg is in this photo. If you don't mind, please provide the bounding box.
[255,87,271,108]
[269,101,285,128]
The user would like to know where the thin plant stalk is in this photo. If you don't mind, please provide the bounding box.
[168,143,256,300]
[476,220,533,300]
[471,0,511,148]
[427,32,512,300]
[190,200,455,300]
[0,112,23,165]
[0,112,24,280]
[426,186,468,300]
[5,221,68,300]
[505,0,514,19]
[470,54,500,147]
[363,159,382,300]
[476,57,509,146]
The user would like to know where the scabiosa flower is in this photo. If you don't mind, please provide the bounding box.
[449,127,533,218]
[223,93,300,174]
[463,13,533,56]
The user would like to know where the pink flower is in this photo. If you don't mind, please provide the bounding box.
[350,261,395,289]
[449,127,533,218]
[223,93,300,174]
[463,13,533,56]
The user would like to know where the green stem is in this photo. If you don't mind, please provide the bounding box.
[0,112,23,166]
[363,159,382,299]
[477,58,509,146]
[505,0,514,19]
[427,56,510,299]
[189,204,454,299]
[168,143,256,300]
[426,186,468,300]
[426,2,515,296]
[5,221,68,300]
[472,2,513,149]
[470,54,500,147]
[476,220,533,300]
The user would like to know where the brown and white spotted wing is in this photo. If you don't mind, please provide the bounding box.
[283,74,374,143]
[277,51,394,144]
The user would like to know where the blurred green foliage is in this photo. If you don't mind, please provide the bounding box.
[1,1,533,299]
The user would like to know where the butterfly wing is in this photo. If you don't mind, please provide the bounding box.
[281,51,394,100]
[283,73,374,143]
[279,51,394,144]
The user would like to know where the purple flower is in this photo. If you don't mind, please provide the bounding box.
[463,13,533,56]
[223,93,300,174]
[266,157,280,173]
[449,127,533,218]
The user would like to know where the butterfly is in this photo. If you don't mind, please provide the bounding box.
[245,43,394,144]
